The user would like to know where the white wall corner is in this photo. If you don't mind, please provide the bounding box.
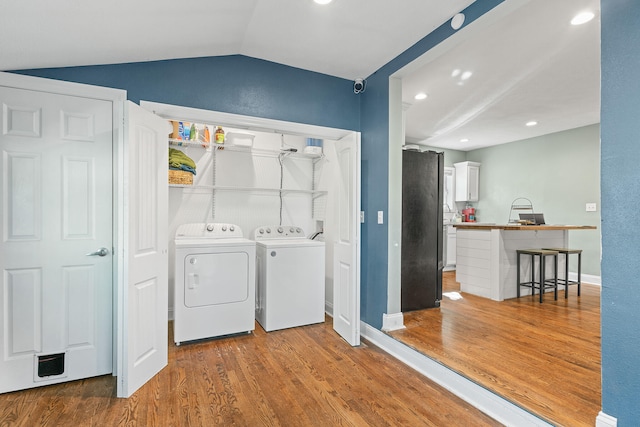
[382,312,405,332]
[596,411,617,427]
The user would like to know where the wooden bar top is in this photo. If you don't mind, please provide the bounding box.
[452,223,597,230]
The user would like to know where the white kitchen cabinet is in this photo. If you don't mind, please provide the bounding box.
[454,161,480,202]
[446,225,457,267]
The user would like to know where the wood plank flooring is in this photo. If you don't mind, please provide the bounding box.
[0,318,502,427]
[389,271,601,427]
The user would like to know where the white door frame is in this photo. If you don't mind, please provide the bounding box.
[0,71,127,379]
[139,100,362,339]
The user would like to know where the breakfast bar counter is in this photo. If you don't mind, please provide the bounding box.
[452,223,596,301]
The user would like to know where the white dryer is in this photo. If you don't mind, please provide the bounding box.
[253,225,325,332]
[173,223,255,345]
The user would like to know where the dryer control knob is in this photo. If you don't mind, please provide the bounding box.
[206,224,214,232]
[296,228,302,233]
[259,228,264,234]
[266,228,271,233]
[222,225,227,231]
[189,258,197,264]
[289,227,295,233]
[230,225,235,232]
[277,227,283,234]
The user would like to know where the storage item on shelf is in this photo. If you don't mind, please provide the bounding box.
[225,131,254,149]
[214,126,225,144]
[169,148,197,175]
[168,169,193,185]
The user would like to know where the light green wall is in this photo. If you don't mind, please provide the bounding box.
[421,146,467,167]
[468,124,601,276]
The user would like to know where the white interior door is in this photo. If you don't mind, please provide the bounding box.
[333,132,361,346]
[0,83,113,393]
[117,101,168,397]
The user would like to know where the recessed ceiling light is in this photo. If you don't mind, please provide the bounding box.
[451,69,461,78]
[461,71,473,80]
[460,138,469,143]
[314,0,332,4]
[414,92,428,100]
[526,121,538,127]
[571,11,595,25]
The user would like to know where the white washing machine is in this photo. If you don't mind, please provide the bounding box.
[173,223,255,345]
[253,225,325,332]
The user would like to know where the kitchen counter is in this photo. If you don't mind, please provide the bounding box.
[453,224,597,301]
[453,223,596,230]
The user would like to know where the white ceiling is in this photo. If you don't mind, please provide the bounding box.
[0,0,473,80]
[400,0,601,151]
[0,0,600,153]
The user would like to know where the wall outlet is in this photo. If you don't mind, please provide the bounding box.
[586,202,597,212]
[377,211,384,224]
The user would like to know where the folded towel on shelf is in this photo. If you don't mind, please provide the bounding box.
[169,165,196,175]
[169,148,197,175]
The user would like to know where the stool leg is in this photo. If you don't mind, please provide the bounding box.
[531,254,536,300]
[554,254,558,301]
[539,254,544,303]
[564,253,569,298]
[577,252,582,296]
[517,252,521,298]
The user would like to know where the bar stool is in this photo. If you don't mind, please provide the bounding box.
[516,249,559,303]
[542,248,582,298]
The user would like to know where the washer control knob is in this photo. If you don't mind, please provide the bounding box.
[259,228,264,234]
[206,224,214,232]
[296,228,302,233]
[277,227,283,234]
[189,258,197,264]
[289,227,295,233]
[222,225,227,231]
[266,228,271,233]
[230,225,235,232]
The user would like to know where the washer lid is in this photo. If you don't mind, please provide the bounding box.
[256,239,325,248]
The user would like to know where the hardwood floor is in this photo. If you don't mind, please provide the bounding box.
[388,271,601,427]
[0,319,502,427]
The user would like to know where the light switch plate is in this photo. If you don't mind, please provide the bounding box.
[586,202,597,212]
[360,211,365,223]
[377,211,384,224]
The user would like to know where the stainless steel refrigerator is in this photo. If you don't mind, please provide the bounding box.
[401,150,444,311]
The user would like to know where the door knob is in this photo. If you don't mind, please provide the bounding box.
[86,247,109,257]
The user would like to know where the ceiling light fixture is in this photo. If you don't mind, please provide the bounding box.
[461,71,473,80]
[526,121,538,127]
[314,0,332,4]
[414,92,428,100]
[571,11,595,25]
[460,138,469,143]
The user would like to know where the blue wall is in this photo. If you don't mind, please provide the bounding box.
[601,0,640,423]
[15,55,359,132]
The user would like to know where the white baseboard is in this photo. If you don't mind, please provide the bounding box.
[596,411,617,427]
[325,301,333,317]
[570,272,601,286]
[360,321,554,427]
[381,312,405,331]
